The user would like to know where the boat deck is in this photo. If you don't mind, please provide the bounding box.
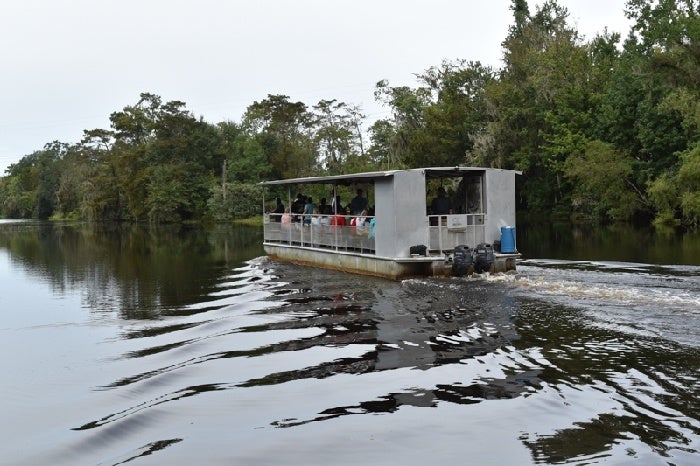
[263,214,518,279]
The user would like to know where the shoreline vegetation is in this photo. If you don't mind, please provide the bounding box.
[1,0,698,229]
[232,217,263,227]
[43,214,265,227]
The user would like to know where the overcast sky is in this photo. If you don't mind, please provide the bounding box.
[0,0,632,174]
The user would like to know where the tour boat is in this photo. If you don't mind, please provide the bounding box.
[261,167,521,280]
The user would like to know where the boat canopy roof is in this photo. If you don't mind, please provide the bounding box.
[260,170,397,186]
[260,167,519,186]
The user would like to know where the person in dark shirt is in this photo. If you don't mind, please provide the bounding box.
[319,197,332,215]
[431,187,450,215]
[291,193,305,222]
[272,197,284,221]
[349,189,368,215]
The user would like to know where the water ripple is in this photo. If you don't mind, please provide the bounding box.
[23,257,700,465]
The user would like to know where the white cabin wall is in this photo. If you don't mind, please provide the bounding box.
[374,170,428,258]
[373,179,394,257]
[485,170,517,244]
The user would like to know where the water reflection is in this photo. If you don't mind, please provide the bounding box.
[0,221,263,319]
[518,215,700,265]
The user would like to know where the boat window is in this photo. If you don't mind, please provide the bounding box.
[426,174,484,215]
[463,175,483,214]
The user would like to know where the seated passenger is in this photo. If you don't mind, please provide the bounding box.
[281,208,292,226]
[272,197,285,221]
[303,197,316,224]
[353,209,369,235]
[318,198,332,215]
[330,207,347,226]
[310,208,321,225]
[367,208,376,239]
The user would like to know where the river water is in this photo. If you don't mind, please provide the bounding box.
[1,220,699,465]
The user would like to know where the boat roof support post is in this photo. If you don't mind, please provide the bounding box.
[262,188,266,215]
[333,184,338,214]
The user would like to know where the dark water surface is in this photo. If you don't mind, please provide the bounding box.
[1,220,699,465]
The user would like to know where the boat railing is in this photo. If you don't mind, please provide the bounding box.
[263,214,375,254]
[427,214,486,254]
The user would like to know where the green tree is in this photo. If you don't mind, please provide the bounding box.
[628,0,699,169]
[3,153,39,218]
[366,119,394,170]
[647,173,679,225]
[217,121,272,184]
[1,142,67,219]
[242,94,316,179]
[1,173,35,219]
[416,60,495,167]
[35,142,67,219]
[678,144,700,226]
[76,128,123,221]
[145,162,213,223]
[484,0,593,210]
[53,145,87,219]
[374,80,431,168]
[103,93,222,222]
[208,182,263,220]
[312,99,356,175]
[622,0,700,225]
[564,140,641,221]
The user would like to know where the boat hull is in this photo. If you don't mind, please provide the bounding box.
[264,243,518,280]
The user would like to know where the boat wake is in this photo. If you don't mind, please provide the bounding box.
[491,259,700,347]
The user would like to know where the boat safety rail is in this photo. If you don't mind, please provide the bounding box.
[427,213,486,255]
[263,214,375,254]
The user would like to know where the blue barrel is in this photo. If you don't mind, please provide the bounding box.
[500,226,517,253]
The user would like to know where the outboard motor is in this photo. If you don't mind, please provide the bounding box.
[451,245,473,277]
[473,243,494,273]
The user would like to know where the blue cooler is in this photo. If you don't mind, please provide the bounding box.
[500,226,517,253]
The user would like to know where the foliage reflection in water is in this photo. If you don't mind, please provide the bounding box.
[0,221,698,465]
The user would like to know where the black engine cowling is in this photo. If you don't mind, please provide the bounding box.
[473,243,494,273]
[451,245,473,277]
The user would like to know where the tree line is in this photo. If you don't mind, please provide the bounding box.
[1,0,698,227]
